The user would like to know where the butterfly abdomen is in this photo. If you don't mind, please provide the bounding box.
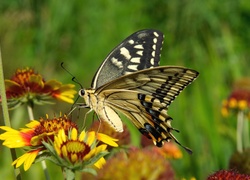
[82,89,124,132]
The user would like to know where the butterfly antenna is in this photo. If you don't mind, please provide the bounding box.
[61,62,84,118]
[61,62,83,89]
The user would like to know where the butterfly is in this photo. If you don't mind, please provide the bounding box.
[79,29,199,153]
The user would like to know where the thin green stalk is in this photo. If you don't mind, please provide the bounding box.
[27,102,35,120]
[237,111,244,153]
[0,47,22,179]
[243,117,249,148]
[27,103,50,180]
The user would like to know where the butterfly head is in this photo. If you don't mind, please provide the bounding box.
[79,89,85,96]
[78,89,90,107]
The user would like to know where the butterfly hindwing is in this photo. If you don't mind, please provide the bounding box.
[91,29,164,89]
[97,66,198,152]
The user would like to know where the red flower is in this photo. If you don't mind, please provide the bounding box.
[207,169,250,180]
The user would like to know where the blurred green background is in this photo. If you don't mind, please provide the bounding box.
[1,0,250,179]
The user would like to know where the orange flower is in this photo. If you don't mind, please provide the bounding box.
[1,68,77,109]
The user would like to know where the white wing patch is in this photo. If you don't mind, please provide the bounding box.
[136,50,143,56]
[151,51,155,57]
[130,57,141,63]
[153,32,159,37]
[127,64,138,71]
[153,38,157,43]
[128,39,134,44]
[134,44,143,49]
[120,47,131,60]
[150,58,155,66]
[111,57,123,69]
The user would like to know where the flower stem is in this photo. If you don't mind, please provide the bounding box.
[26,103,50,180]
[0,47,22,180]
[27,102,35,120]
[237,111,244,153]
[41,160,50,180]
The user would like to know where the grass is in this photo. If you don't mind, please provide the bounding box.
[0,1,250,179]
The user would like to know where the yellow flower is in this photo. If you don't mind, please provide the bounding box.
[238,100,248,110]
[53,128,118,169]
[221,78,250,117]
[1,68,77,109]
[0,114,77,171]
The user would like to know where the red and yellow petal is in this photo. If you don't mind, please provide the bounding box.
[0,126,33,148]
[52,86,77,104]
[44,80,77,104]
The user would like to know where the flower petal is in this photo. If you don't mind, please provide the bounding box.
[96,133,118,147]
[0,126,32,148]
[25,120,40,128]
[12,149,40,171]
[71,128,78,141]
[95,144,107,154]
[79,130,86,141]
[23,150,40,171]
[86,131,95,146]
[45,80,77,104]
[83,147,96,161]
[94,157,106,169]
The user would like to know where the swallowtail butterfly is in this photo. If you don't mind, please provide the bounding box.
[79,30,199,153]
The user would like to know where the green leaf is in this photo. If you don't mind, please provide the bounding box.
[63,168,75,180]
[79,167,97,176]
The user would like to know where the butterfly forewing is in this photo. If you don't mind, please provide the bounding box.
[91,29,164,89]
